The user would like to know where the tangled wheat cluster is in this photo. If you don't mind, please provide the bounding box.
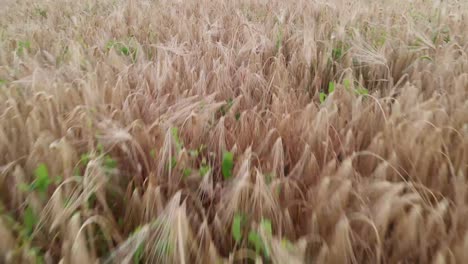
[0,0,467,263]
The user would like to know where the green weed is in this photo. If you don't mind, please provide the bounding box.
[106,40,138,62]
[23,205,37,237]
[199,164,210,177]
[222,151,234,180]
[232,214,245,243]
[16,41,31,56]
[133,243,144,264]
[35,8,47,18]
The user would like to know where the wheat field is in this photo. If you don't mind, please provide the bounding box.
[0,0,467,263]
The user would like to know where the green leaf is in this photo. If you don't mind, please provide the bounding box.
[260,219,272,235]
[319,92,327,104]
[248,231,268,258]
[248,231,262,251]
[131,226,142,235]
[189,149,198,158]
[281,239,294,250]
[131,47,138,62]
[343,79,351,90]
[106,40,116,50]
[18,183,31,193]
[275,28,283,52]
[355,87,369,95]
[28,247,45,264]
[235,112,241,121]
[232,214,244,243]
[220,99,234,116]
[120,46,130,56]
[170,157,177,169]
[222,151,234,180]
[133,243,144,264]
[328,81,335,94]
[183,168,192,178]
[36,8,47,18]
[17,41,31,56]
[73,167,81,176]
[264,172,274,185]
[23,205,37,236]
[150,149,157,158]
[34,163,49,179]
[332,47,343,60]
[104,155,117,169]
[80,153,91,166]
[443,34,450,43]
[171,127,183,152]
[0,79,6,86]
[199,165,210,177]
[20,41,31,49]
[34,163,51,194]
[55,175,63,185]
[199,144,206,153]
[276,185,281,196]
[97,143,104,154]
[420,55,433,61]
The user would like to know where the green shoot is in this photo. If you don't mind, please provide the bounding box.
[105,40,138,61]
[275,185,281,197]
[169,157,177,170]
[328,81,335,94]
[264,172,273,185]
[248,231,269,258]
[189,149,199,158]
[281,239,294,250]
[28,247,45,264]
[232,214,244,243]
[35,8,47,18]
[355,87,369,96]
[199,165,210,177]
[18,183,30,193]
[332,47,343,60]
[53,175,63,187]
[183,168,192,178]
[17,41,31,56]
[104,155,117,169]
[420,55,433,61]
[171,127,183,152]
[260,219,272,235]
[33,163,51,195]
[120,46,130,56]
[80,153,91,166]
[219,98,234,116]
[133,243,144,264]
[222,151,234,180]
[150,149,157,158]
[343,79,351,90]
[275,27,283,53]
[319,92,327,104]
[23,205,37,236]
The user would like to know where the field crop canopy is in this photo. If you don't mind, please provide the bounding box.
[0,0,467,263]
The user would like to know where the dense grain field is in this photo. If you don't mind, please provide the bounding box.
[0,0,467,263]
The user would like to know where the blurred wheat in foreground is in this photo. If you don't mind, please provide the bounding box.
[0,0,467,263]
